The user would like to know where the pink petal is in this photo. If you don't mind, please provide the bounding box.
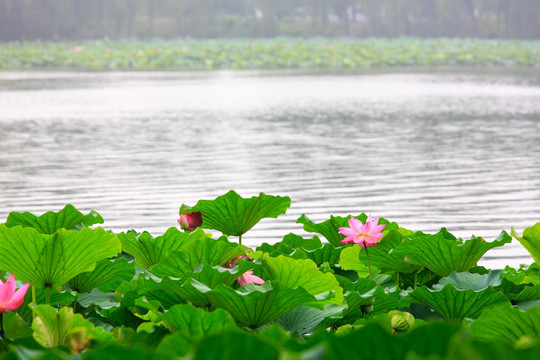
[348,217,363,232]
[246,274,265,285]
[237,270,264,286]
[338,227,357,237]
[371,223,386,234]
[0,274,16,304]
[4,283,30,312]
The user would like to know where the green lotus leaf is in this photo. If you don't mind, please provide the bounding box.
[470,304,540,345]
[0,225,121,288]
[154,333,193,358]
[132,275,186,310]
[191,190,291,237]
[276,304,346,336]
[448,338,540,360]
[393,229,512,277]
[257,233,323,256]
[294,243,343,266]
[151,237,245,278]
[32,305,112,348]
[297,213,398,247]
[194,332,279,360]
[262,255,343,306]
[119,227,206,269]
[3,312,32,340]
[366,230,423,273]
[32,305,77,348]
[159,262,256,306]
[5,204,103,234]
[67,257,135,293]
[322,322,460,360]
[338,246,377,278]
[18,288,76,322]
[405,283,509,323]
[161,304,239,339]
[197,281,317,328]
[512,223,540,264]
[434,271,503,291]
[163,277,211,307]
[507,285,540,302]
[84,343,170,360]
[369,287,405,318]
[78,289,120,310]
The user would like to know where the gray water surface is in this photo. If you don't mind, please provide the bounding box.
[1,69,539,268]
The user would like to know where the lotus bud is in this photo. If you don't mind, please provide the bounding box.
[177,212,202,232]
[388,310,414,333]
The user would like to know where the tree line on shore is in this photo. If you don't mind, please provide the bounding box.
[0,0,538,41]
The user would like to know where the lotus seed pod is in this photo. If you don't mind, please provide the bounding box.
[388,310,414,333]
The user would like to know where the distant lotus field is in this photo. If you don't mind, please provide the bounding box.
[0,38,539,70]
[0,191,540,358]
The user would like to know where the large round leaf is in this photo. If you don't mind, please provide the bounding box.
[262,255,343,306]
[119,227,206,269]
[393,229,512,277]
[5,204,103,234]
[405,283,509,323]
[511,223,540,264]
[196,281,316,328]
[190,190,291,237]
[161,304,240,339]
[150,237,245,278]
[470,304,540,344]
[67,257,135,293]
[0,225,121,288]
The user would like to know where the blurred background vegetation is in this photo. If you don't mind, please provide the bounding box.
[0,0,539,41]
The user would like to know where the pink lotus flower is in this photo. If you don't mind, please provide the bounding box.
[338,215,385,248]
[177,212,202,232]
[237,270,265,286]
[0,274,30,314]
[73,46,84,52]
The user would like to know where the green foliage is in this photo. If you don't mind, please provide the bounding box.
[1,38,539,71]
[512,223,540,264]
[0,225,121,288]
[191,190,291,238]
[197,281,318,328]
[0,195,539,358]
[405,283,509,323]
[119,227,206,269]
[5,204,103,234]
[262,255,343,305]
[393,229,512,277]
[67,258,135,293]
[470,304,540,345]
[150,237,245,278]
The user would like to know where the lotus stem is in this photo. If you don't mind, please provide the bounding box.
[46,286,51,305]
[364,246,373,280]
[0,313,4,340]
[32,286,37,318]
[414,271,418,290]
[396,272,400,288]
[239,234,242,246]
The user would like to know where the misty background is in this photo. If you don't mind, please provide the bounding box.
[1,0,539,41]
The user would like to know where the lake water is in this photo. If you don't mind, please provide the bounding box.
[1,69,539,269]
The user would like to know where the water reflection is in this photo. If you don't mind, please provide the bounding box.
[0,69,539,268]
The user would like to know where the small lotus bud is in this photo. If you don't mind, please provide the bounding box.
[388,310,414,333]
[177,212,202,231]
